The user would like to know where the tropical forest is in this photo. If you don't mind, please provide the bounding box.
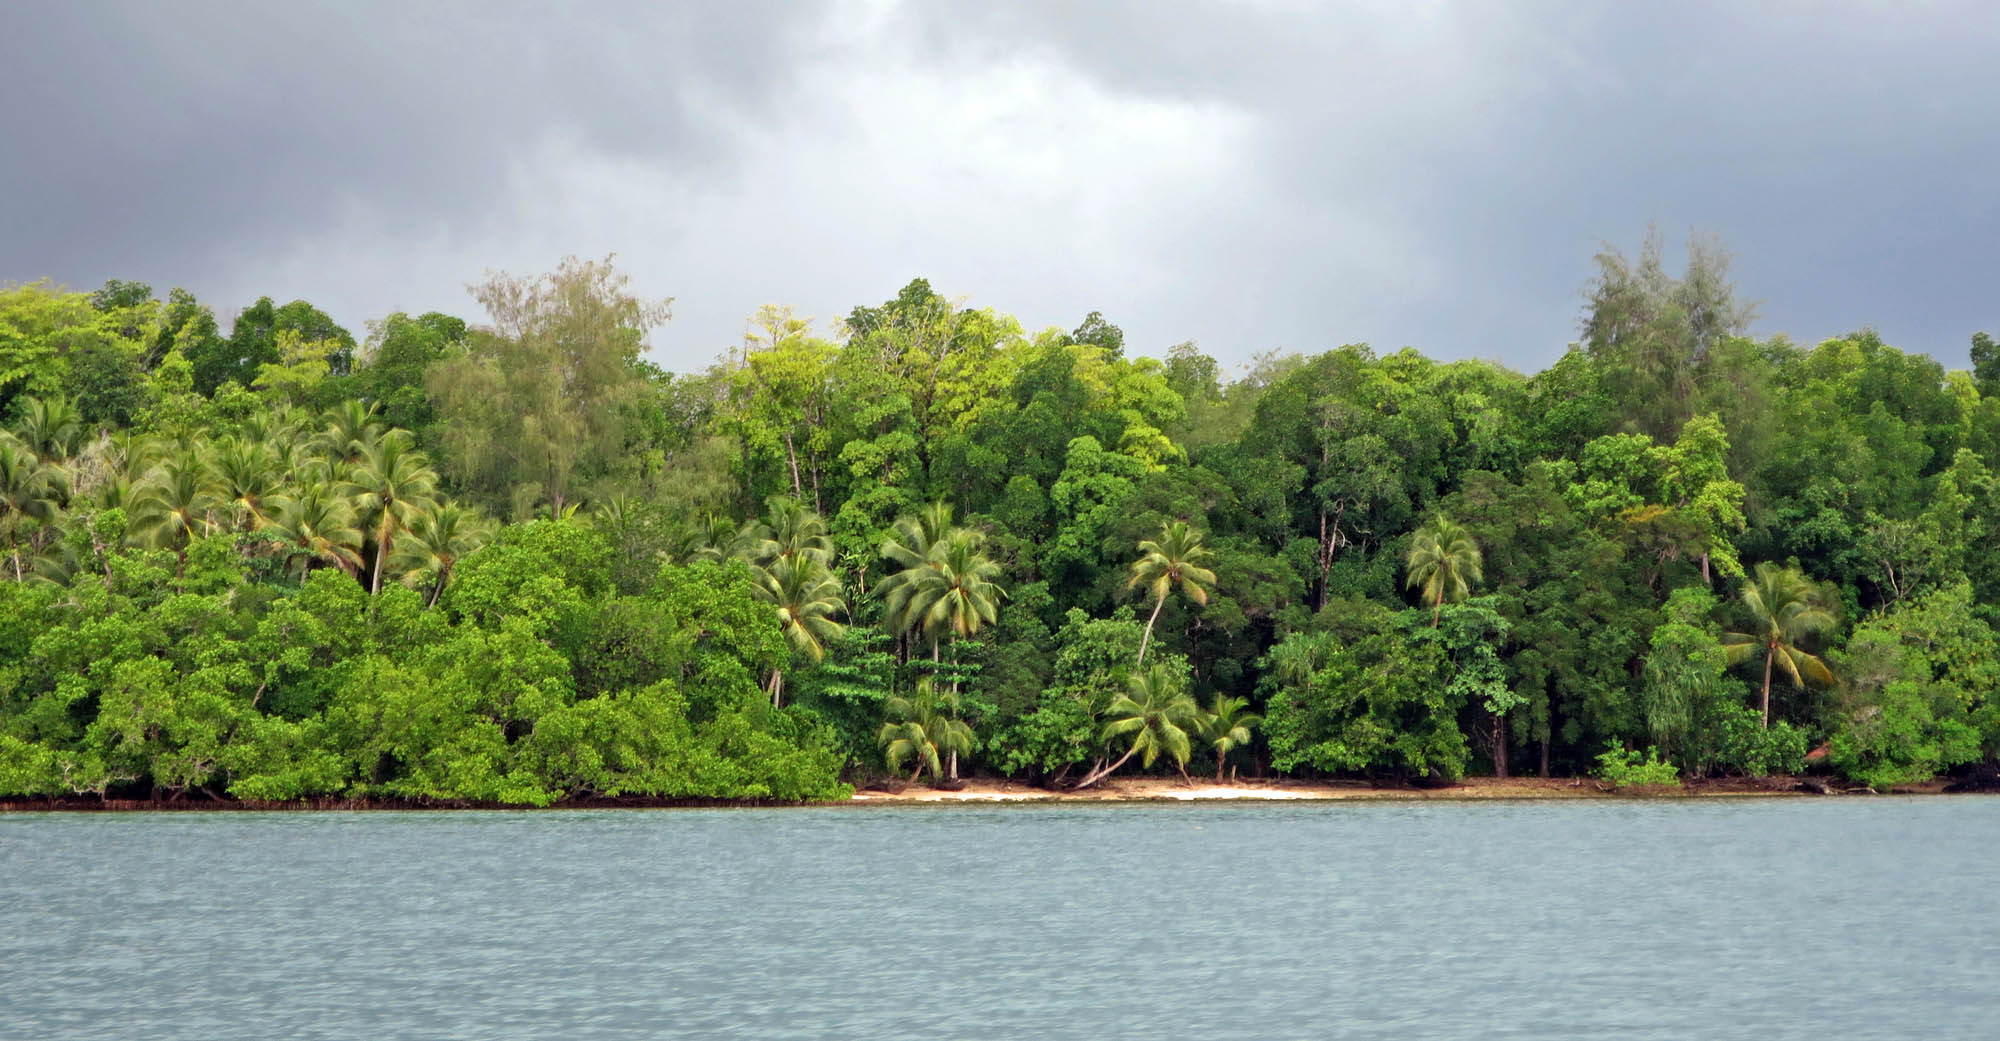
[4,233,1998,804]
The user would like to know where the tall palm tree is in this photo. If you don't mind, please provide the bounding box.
[395,500,495,606]
[133,450,218,550]
[1076,664,1200,789]
[272,482,364,579]
[10,395,84,462]
[342,434,439,594]
[1722,562,1836,727]
[1405,515,1482,627]
[1197,692,1261,782]
[900,530,1006,661]
[693,514,765,563]
[206,435,286,531]
[0,436,63,580]
[877,679,974,785]
[1128,520,1217,665]
[316,399,384,470]
[876,501,958,638]
[754,496,834,568]
[752,553,848,706]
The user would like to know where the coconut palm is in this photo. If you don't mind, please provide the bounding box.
[1722,562,1837,727]
[1197,693,1262,782]
[272,482,364,579]
[693,514,765,563]
[899,530,1006,660]
[10,395,84,462]
[752,553,848,705]
[1075,664,1200,789]
[877,679,974,785]
[1127,520,1217,665]
[1405,515,1483,627]
[395,500,495,606]
[206,435,286,531]
[754,496,834,567]
[876,501,958,637]
[342,433,439,594]
[132,451,218,550]
[316,399,384,470]
[0,436,64,580]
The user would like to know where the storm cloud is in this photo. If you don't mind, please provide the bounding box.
[5,1,1998,374]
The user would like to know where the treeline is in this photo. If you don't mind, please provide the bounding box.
[2,234,1998,804]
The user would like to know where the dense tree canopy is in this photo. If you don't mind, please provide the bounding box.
[2,234,1998,804]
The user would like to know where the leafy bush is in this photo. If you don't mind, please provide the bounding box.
[1593,745,1682,787]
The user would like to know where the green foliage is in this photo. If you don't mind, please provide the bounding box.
[5,252,2000,804]
[1592,745,1682,788]
[1263,604,1467,781]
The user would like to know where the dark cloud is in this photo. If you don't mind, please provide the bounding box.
[5,2,1998,374]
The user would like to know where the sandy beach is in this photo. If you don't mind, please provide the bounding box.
[842,775,1891,804]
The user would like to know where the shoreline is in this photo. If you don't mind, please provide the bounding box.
[3,775,1981,812]
[845,775,1943,804]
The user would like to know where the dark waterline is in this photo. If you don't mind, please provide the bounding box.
[4,799,1995,1040]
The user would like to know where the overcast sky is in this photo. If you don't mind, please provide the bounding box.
[5,1,1998,376]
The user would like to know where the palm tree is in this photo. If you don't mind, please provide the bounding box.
[272,482,364,579]
[876,501,958,639]
[342,433,439,594]
[395,500,495,606]
[0,437,63,580]
[877,679,975,785]
[316,399,384,469]
[10,395,84,462]
[1197,693,1261,782]
[1722,562,1836,727]
[1128,520,1217,665]
[752,553,847,706]
[899,530,1006,661]
[1405,515,1482,627]
[206,435,286,531]
[133,451,218,550]
[1075,664,1199,789]
[754,496,834,568]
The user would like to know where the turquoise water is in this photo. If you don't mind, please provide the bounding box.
[3,799,1996,1039]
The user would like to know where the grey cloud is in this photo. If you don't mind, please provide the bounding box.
[5,1,1999,375]
[4,2,820,302]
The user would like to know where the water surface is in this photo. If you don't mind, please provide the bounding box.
[4,799,1995,1039]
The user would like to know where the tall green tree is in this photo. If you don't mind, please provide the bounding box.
[752,554,847,706]
[877,679,974,785]
[342,434,440,594]
[1127,520,1217,665]
[429,256,671,518]
[0,436,63,580]
[1722,563,1836,727]
[1076,663,1198,789]
[1197,692,1260,782]
[1405,515,1482,626]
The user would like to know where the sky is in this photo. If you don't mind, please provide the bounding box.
[4,1,1998,377]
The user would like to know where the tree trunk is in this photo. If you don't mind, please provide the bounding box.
[1760,644,1775,728]
[1138,594,1166,665]
[371,523,392,595]
[1075,743,1142,790]
[783,430,803,499]
[1700,551,1712,586]
[1539,738,1550,779]
[1216,752,1226,783]
[1432,594,1443,628]
[1492,711,1508,778]
[767,668,785,707]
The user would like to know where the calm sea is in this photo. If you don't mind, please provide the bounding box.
[3,799,1995,1040]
